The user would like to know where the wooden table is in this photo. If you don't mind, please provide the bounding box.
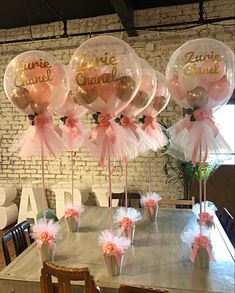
[0,207,234,293]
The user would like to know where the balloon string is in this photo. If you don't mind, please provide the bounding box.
[203,160,207,212]
[147,152,152,193]
[40,139,46,224]
[108,154,113,232]
[71,150,74,205]
[125,161,128,211]
[199,144,202,235]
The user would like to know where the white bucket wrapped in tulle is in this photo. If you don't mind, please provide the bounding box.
[141,192,162,222]
[64,204,84,232]
[98,230,130,276]
[181,215,215,268]
[32,220,59,262]
[193,201,217,230]
[114,207,142,245]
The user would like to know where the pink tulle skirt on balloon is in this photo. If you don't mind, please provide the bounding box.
[141,120,168,151]
[11,118,64,158]
[85,120,140,166]
[61,120,89,151]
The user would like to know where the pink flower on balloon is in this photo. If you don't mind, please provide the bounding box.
[98,114,110,126]
[120,116,130,126]
[194,109,211,121]
[65,117,77,128]
[144,115,154,125]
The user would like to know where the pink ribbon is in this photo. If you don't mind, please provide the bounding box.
[34,115,56,157]
[65,208,80,222]
[91,114,116,168]
[142,115,161,132]
[36,231,55,251]
[120,116,140,141]
[190,235,215,263]
[65,117,82,150]
[198,212,215,228]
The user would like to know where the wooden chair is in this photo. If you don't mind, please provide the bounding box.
[159,196,195,209]
[40,261,100,293]
[1,220,33,265]
[119,284,169,293]
[109,192,141,208]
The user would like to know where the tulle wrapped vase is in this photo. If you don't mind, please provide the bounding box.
[190,235,214,269]
[98,230,130,276]
[104,249,124,276]
[64,205,84,232]
[31,220,59,263]
[65,215,80,232]
[114,208,142,245]
[144,204,158,223]
[141,192,162,223]
[40,242,54,262]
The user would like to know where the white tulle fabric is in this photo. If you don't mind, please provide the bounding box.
[167,116,231,163]
[114,207,142,223]
[98,230,130,249]
[192,201,217,217]
[141,120,168,151]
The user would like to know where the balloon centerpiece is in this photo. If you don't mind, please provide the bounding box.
[4,50,67,260]
[166,38,234,267]
[68,35,141,275]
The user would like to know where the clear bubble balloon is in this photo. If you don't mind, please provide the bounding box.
[166,38,234,112]
[4,50,68,115]
[140,70,170,117]
[68,36,141,116]
[122,58,156,117]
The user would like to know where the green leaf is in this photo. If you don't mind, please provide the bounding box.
[185,108,193,115]
[28,114,35,121]
[190,114,196,121]
[60,116,67,124]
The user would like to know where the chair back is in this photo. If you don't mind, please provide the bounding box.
[159,196,195,209]
[109,192,141,208]
[1,220,32,265]
[119,284,169,293]
[40,261,100,293]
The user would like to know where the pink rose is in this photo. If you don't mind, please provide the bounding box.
[98,114,109,126]
[119,217,134,228]
[103,242,116,255]
[120,116,130,126]
[145,199,157,207]
[144,115,154,125]
[66,117,77,128]
[34,115,44,126]
[38,231,53,243]
[194,109,211,121]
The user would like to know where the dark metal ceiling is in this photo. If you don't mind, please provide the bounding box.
[0,0,202,30]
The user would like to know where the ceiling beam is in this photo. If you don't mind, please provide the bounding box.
[109,0,138,37]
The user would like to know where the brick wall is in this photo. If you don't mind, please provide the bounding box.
[0,0,234,209]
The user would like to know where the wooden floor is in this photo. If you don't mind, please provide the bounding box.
[0,224,17,271]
